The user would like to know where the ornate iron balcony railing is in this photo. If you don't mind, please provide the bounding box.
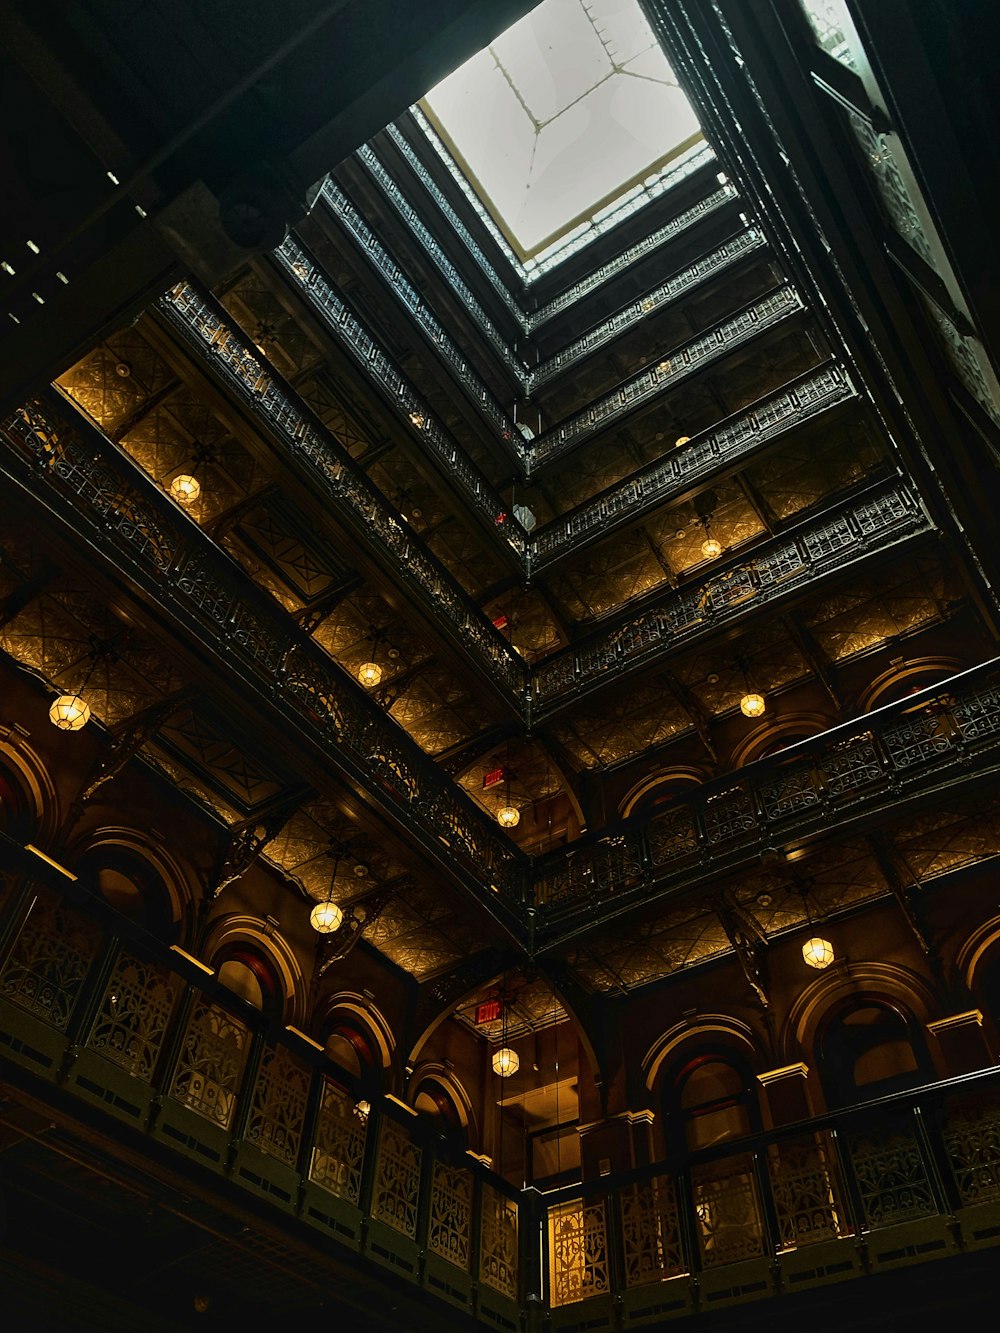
[0,394,527,907]
[273,235,529,554]
[158,281,527,694]
[527,285,805,472]
[530,362,857,570]
[350,147,528,374]
[158,278,525,687]
[4,848,1000,1322]
[526,185,740,332]
[540,1066,1000,1310]
[532,477,932,711]
[374,123,738,340]
[0,862,525,1327]
[321,174,767,445]
[528,227,767,389]
[534,656,1000,930]
[408,105,718,286]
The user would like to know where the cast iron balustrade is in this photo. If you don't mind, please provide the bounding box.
[407,106,719,287]
[3,847,1000,1323]
[541,1069,1000,1315]
[318,179,523,435]
[376,122,735,335]
[528,227,767,389]
[157,279,527,692]
[319,176,767,444]
[0,856,524,1330]
[530,362,857,570]
[528,285,805,471]
[348,149,528,372]
[532,476,930,711]
[526,185,740,332]
[533,656,1000,931]
[0,394,526,908]
[382,122,528,328]
[271,236,528,554]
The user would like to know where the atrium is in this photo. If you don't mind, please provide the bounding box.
[1,0,1000,1327]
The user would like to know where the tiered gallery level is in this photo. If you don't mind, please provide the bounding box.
[3,1,1000,1328]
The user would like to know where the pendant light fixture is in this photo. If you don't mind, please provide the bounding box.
[701,516,723,560]
[310,845,345,934]
[357,661,383,688]
[492,977,518,1077]
[48,637,110,732]
[737,654,766,718]
[49,693,91,731]
[799,882,834,970]
[169,472,201,504]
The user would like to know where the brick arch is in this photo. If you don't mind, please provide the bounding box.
[729,711,835,769]
[858,655,966,713]
[316,990,398,1093]
[0,734,59,843]
[71,827,193,940]
[203,913,307,1028]
[619,765,710,820]
[780,961,941,1071]
[409,1060,478,1145]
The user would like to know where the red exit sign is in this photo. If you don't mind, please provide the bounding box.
[476,999,502,1025]
[483,766,505,790]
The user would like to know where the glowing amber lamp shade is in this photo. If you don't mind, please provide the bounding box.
[802,936,834,969]
[740,692,766,718]
[492,1047,519,1077]
[310,900,344,934]
[357,662,383,688]
[49,694,91,731]
[497,805,520,829]
[170,473,201,504]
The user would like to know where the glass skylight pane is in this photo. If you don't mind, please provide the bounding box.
[422,0,702,259]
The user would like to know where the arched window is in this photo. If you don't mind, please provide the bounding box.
[0,763,33,841]
[414,1077,462,1128]
[667,1051,759,1156]
[81,850,176,941]
[819,999,929,1107]
[322,1016,380,1085]
[214,946,282,1024]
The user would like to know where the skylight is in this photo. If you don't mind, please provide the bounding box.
[422,0,702,261]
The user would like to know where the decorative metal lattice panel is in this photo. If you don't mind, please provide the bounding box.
[371,1117,422,1238]
[620,1179,687,1287]
[244,1044,311,1168]
[767,1133,852,1247]
[548,1199,611,1307]
[846,1121,937,1228]
[86,950,180,1081]
[168,999,250,1129]
[943,1092,1000,1206]
[428,1160,473,1271]
[309,1079,367,1203]
[691,1157,765,1267]
[479,1183,519,1301]
[0,891,103,1031]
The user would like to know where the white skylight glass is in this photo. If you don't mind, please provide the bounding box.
[422,0,702,259]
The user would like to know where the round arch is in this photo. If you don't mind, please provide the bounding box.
[0,735,59,843]
[620,766,709,820]
[317,991,398,1092]
[858,656,965,714]
[203,913,307,1028]
[779,961,942,1070]
[71,828,193,939]
[409,1060,478,1145]
[642,1014,760,1097]
[730,712,834,770]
